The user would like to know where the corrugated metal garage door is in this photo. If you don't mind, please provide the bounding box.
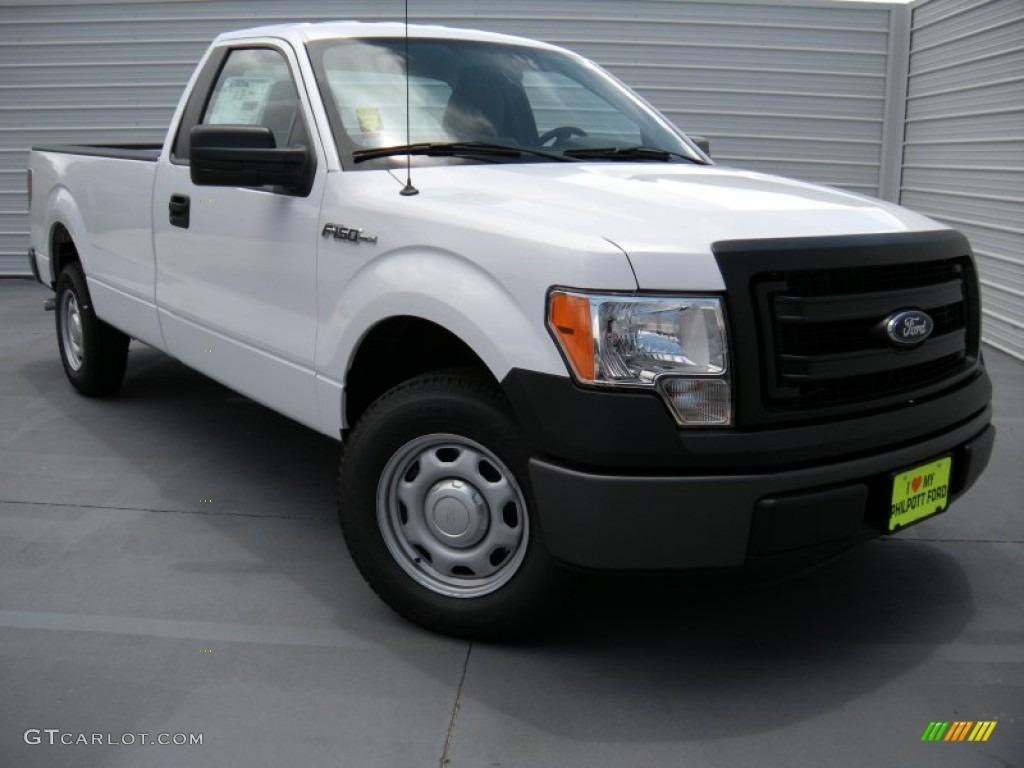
[901,0,1024,360]
[0,0,901,277]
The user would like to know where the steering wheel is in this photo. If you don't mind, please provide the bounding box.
[538,125,588,147]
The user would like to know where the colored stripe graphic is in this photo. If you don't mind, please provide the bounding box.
[922,721,996,742]
[969,722,997,742]
[945,721,971,741]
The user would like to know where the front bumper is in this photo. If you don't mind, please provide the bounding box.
[502,368,994,571]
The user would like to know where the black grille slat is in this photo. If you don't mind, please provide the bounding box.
[776,302,965,356]
[775,260,963,297]
[779,330,966,381]
[779,354,967,407]
[773,279,963,323]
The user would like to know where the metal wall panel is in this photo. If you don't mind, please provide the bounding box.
[0,0,899,276]
[901,0,1024,360]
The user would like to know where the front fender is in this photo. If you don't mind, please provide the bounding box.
[316,247,569,431]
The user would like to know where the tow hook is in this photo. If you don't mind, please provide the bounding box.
[43,297,55,311]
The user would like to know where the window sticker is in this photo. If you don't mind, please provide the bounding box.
[356,107,383,134]
[328,74,450,147]
[206,77,273,125]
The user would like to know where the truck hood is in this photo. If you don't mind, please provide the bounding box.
[394,162,944,290]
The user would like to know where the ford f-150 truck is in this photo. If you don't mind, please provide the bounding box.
[27,21,994,637]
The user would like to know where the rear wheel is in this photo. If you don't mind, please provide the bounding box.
[338,371,569,638]
[55,262,129,396]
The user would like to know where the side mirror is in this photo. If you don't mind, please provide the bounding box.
[190,125,311,194]
[688,135,711,157]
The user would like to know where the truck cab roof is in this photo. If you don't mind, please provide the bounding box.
[214,20,566,53]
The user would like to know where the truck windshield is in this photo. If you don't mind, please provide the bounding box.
[306,37,704,167]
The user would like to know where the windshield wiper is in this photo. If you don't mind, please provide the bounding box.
[561,146,704,163]
[352,141,573,163]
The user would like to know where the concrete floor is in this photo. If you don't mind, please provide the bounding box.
[1,277,1021,768]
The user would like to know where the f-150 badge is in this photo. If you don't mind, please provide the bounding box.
[321,223,377,244]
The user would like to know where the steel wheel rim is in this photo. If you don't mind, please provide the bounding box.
[61,291,84,371]
[377,433,530,598]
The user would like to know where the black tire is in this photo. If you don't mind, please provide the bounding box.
[338,370,571,639]
[55,262,129,396]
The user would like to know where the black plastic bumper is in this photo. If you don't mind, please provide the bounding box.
[501,368,994,571]
[502,368,992,471]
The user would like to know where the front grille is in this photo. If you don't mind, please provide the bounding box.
[712,231,982,427]
[756,258,972,409]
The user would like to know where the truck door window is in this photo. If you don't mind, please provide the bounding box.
[202,48,305,150]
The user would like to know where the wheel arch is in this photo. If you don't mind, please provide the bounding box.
[45,185,93,284]
[343,315,495,430]
[318,246,569,436]
[50,222,79,286]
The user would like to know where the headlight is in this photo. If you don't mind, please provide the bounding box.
[548,290,732,426]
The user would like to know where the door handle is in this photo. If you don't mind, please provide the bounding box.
[169,194,190,229]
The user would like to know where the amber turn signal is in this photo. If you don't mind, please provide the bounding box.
[548,292,595,381]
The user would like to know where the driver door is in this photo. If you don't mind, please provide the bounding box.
[152,43,326,430]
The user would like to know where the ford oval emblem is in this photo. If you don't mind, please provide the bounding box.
[885,309,934,347]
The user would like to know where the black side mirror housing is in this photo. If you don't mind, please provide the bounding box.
[189,125,312,195]
[689,135,711,157]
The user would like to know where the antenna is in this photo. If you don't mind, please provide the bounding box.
[399,0,419,196]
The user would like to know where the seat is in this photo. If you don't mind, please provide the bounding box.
[442,68,538,145]
[261,79,300,148]
[443,74,507,142]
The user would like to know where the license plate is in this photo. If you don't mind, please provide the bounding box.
[888,457,952,532]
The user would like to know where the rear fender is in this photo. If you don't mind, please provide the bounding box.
[44,185,93,283]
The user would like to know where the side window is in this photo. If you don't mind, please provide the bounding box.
[202,48,304,150]
[523,70,641,145]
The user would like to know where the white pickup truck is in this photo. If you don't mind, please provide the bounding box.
[28,21,994,637]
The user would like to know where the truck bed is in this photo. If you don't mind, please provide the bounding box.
[32,144,161,162]
[29,143,162,347]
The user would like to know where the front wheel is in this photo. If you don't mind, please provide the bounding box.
[338,371,570,638]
